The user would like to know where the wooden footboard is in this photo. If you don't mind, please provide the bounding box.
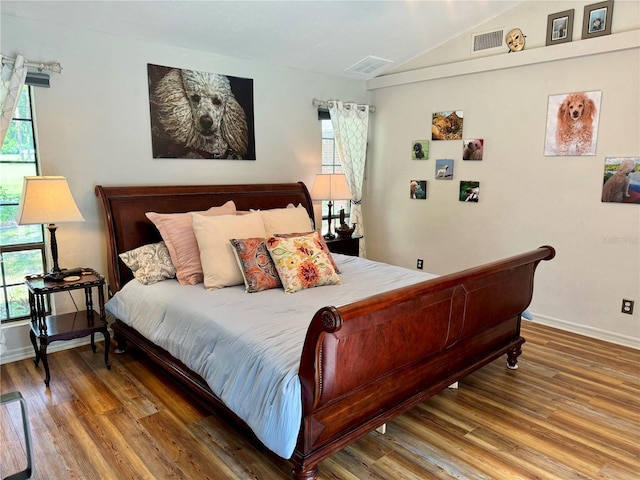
[292,246,555,479]
[96,183,554,480]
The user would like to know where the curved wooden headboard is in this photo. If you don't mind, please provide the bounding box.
[95,182,314,294]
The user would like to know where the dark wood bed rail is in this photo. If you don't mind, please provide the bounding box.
[300,246,555,411]
[292,246,555,475]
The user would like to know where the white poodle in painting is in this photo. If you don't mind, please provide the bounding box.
[436,165,449,178]
[153,69,248,159]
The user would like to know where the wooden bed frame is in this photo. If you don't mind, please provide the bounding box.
[95,182,555,480]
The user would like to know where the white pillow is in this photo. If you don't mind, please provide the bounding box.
[259,205,314,236]
[192,211,266,290]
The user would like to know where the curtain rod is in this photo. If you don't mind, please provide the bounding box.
[312,98,376,113]
[1,55,63,74]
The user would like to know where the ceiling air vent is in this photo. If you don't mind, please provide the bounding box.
[471,28,505,54]
[346,55,394,78]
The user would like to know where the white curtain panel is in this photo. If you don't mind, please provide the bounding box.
[0,55,27,146]
[329,101,370,258]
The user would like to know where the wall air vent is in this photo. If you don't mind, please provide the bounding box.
[346,55,394,79]
[471,28,505,55]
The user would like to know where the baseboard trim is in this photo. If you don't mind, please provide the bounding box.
[530,312,640,350]
[3,314,637,365]
[1,336,102,365]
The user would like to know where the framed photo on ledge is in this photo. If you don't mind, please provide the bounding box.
[546,9,574,46]
[582,1,614,39]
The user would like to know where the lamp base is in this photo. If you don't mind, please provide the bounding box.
[44,270,67,282]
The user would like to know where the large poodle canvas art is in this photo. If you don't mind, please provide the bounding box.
[148,64,255,160]
[544,90,601,156]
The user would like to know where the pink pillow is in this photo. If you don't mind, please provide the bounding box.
[146,201,236,284]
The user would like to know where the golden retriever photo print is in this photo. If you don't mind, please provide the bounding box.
[544,90,601,156]
[148,63,255,160]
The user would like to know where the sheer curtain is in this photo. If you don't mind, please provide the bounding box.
[329,100,370,257]
[1,55,27,146]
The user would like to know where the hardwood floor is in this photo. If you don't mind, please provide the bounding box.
[2,322,639,479]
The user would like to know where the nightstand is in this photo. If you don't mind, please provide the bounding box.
[26,269,111,387]
[325,234,362,257]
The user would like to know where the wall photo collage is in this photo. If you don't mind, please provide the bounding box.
[409,110,482,203]
[410,101,638,205]
[407,2,639,206]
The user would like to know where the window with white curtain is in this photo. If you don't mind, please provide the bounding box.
[1,86,46,322]
[320,115,350,234]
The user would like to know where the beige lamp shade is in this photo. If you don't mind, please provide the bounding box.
[16,176,84,225]
[310,173,351,201]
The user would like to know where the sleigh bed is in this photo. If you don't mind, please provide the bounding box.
[95,182,554,480]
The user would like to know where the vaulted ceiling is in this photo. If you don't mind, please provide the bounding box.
[1,1,523,80]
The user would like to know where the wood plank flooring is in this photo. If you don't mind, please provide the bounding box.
[2,322,639,479]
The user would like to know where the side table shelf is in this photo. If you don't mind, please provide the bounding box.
[26,269,111,387]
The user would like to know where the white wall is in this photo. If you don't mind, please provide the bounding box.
[2,2,638,363]
[364,2,640,348]
[0,15,367,361]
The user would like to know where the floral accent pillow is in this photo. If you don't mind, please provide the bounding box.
[275,231,340,273]
[265,234,341,294]
[119,241,176,285]
[230,238,282,293]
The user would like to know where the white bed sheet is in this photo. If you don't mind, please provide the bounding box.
[105,254,436,458]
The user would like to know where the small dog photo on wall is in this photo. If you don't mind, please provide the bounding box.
[412,140,429,160]
[410,180,427,199]
[459,181,480,202]
[601,157,640,204]
[544,90,601,156]
[432,110,463,140]
[435,159,454,179]
[462,138,484,160]
[148,63,256,160]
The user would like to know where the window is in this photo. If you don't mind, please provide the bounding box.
[320,116,350,234]
[1,86,45,322]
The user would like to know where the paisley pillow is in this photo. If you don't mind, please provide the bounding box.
[230,237,282,293]
[265,233,341,294]
[119,241,176,285]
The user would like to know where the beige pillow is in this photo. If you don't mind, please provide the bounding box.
[192,211,266,290]
[145,201,236,285]
[259,205,314,236]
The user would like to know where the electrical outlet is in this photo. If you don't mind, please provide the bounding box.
[621,299,634,315]
[416,259,423,270]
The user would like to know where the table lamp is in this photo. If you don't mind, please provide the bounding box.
[311,173,351,240]
[15,176,85,281]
